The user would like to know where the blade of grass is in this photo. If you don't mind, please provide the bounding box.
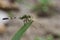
[12,21,33,40]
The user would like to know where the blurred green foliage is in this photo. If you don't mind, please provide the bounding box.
[46,35,53,40]
[32,0,54,17]
[34,35,53,40]
[38,0,49,4]
[16,0,23,3]
[7,11,13,19]
[33,0,49,12]
[34,36,45,40]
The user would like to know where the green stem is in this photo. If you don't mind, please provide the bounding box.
[12,21,33,40]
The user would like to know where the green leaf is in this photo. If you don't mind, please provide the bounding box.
[12,21,33,40]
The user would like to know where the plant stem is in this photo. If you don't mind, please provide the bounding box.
[12,21,33,40]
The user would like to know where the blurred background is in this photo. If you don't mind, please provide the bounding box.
[0,0,60,40]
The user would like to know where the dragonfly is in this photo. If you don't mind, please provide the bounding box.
[20,15,31,23]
